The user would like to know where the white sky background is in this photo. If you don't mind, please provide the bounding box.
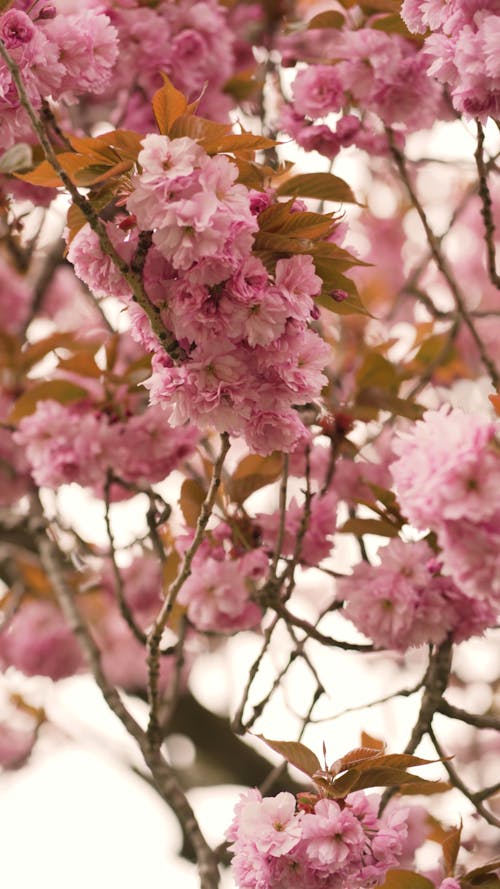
[1,105,499,888]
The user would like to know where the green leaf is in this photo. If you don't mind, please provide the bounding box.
[19,333,87,372]
[338,518,400,538]
[356,353,400,393]
[307,10,345,28]
[276,172,360,205]
[257,737,321,777]
[8,381,90,423]
[200,133,278,155]
[378,870,435,889]
[152,75,188,135]
[357,389,425,420]
[371,13,423,40]
[229,453,283,504]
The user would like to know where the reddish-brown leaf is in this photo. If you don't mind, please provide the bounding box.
[152,75,188,135]
[258,737,321,777]
[229,453,283,504]
[179,478,206,529]
[8,380,89,423]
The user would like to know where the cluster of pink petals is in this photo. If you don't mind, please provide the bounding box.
[14,400,198,493]
[227,788,409,889]
[177,526,266,633]
[86,0,240,126]
[391,407,500,608]
[81,134,329,456]
[256,490,338,567]
[401,0,500,119]
[280,28,444,159]
[127,135,257,275]
[337,538,496,651]
[0,600,82,681]
[0,6,118,149]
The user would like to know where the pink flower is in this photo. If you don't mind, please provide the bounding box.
[66,221,136,300]
[177,549,264,633]
[257,490,337,567]
[237,792,302,856]
[338,538,495,651]
[43,11,118,97]
[14,400,110,489]
[391,407,500,529]
[0,600,82,680]
[0,10,35,48]
[243,409,309,456]
[300,798,366,873]
[292,65,344,118]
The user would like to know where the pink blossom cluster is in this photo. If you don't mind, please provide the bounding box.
[337,538,496,651]
[177,523,266,633]
[401,0,500,119]
[280,29,443,159]
[0,5,118,149]
[83,0,244,127]
[0,599,82,680]
[256,490,338,567]
[68,134,330,455]
[14,399,198,493]
[391,407,500,608]
[226,788,409,889]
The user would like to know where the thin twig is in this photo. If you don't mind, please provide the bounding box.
[428,727,500,829]
[0,39,181,361]
[104,474,147,646]
[146,432,230,743]
[438,699,500,731]
[30,492,220,889]
[474,119,500,290]
[387,127,499,387]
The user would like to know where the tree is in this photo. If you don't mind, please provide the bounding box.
[0,1,499,887]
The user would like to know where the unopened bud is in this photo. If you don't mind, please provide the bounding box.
[37,5,57,20]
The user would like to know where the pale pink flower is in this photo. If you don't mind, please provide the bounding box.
[391,407,500,529]
[66,221,136,300]
[300,798,366,873]
[237,792,302,856]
